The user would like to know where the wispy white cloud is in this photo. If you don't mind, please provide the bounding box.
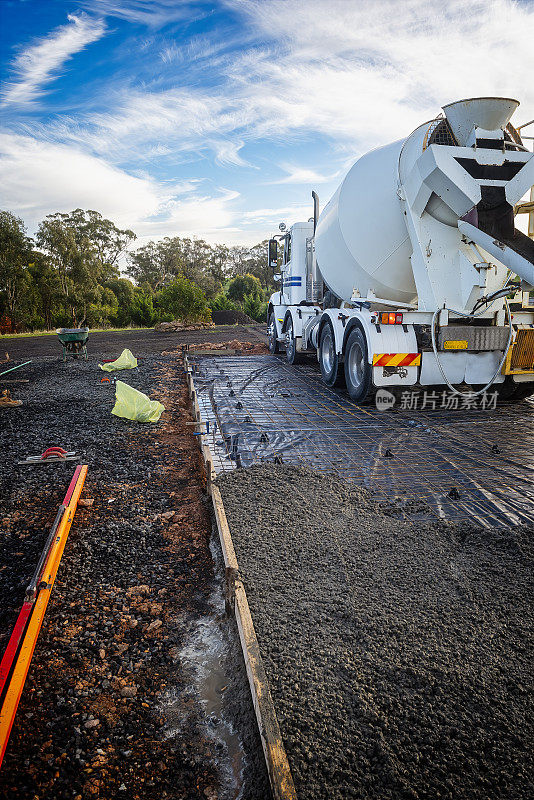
[1,14,106,107]
[159,34,226,65]
[225,0,534,147]
[272,164,342,185]
[211,139,249,167]
[83,0,209,29]
[242,205,313,224]
[25,87,234,160]
[22,0,533,166]
[0,133,245,243]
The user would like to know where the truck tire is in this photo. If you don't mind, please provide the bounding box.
[319,321,340,387]
[344,327,373,403]
[496,378,534,403]
[268,312,279,354]
[284,316,301,365]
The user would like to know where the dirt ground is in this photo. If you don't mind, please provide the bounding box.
[218,464,533,800]
[0,327,270,800]
[1,324,267,361]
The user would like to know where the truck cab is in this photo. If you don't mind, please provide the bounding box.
[267,221,320,361]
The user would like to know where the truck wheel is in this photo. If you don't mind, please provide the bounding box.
[284,316,301,365]
[496,378,534,403]
[319,321,340,387]
[268,313,279,354]
[344,327,373,403]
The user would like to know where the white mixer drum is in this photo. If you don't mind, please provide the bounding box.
[315,140,416,304]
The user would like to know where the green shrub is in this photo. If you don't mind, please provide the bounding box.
[210,292,238,312]
[227,274,262,303]
[52,311,75,328]
[157,277,211,323]
[27,315,45,331]
[129,292,159,327]
[109,304,132,327]
[243,293,268,322]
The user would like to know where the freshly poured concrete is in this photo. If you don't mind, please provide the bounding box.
[218,464,533,800]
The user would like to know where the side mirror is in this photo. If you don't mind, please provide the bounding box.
[268,239,278,269]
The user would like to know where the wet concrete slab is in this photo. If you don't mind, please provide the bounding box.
[216,464,533,800]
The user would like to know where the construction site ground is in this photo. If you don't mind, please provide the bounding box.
[0,326,270,800]
[1,324,268,361]
[191,354,534,526]
[187,351,532,798]
[1,328,533,799]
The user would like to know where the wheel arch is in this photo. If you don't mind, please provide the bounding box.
[282,309,292,332]
[342,316,371,357]
[282,307,304,336]
[343,323,374,402]
[317,309,343,354]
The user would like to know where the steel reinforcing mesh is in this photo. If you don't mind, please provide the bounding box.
[190,355,534,526]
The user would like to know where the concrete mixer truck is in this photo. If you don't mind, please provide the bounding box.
[267,97,534,403]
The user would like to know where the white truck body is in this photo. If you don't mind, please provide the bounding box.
[268,97,534,401]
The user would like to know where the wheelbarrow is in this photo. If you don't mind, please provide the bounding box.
[56,328,89,361]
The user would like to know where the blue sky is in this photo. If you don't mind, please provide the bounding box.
[1,0,533,247]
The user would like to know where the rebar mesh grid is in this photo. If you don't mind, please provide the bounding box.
[191,355,534,526]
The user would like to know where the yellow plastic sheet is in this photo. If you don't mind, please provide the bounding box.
[100,348,138,372]
[111,380,165,423]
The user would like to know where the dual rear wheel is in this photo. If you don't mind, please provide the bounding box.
[319,321,373,403]
[276,313,396,405]
[344,327,373,402]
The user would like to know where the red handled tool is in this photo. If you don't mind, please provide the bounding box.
[19,447,79,466]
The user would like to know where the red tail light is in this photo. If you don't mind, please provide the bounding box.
[380,312,404,324]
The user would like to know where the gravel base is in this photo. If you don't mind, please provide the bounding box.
[217,464,533,800]
[0,351,269,799]
[1,324,267,360]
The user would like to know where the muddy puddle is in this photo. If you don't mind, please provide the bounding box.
[162,572,245,799]
[162,530,271,800]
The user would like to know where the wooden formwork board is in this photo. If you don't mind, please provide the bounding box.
[184,356,297,800]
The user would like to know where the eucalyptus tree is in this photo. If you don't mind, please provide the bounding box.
[36,209,135,326]
[27,252,62,330]
[127,236,222,298]
[63,209,135,281]
[0,210,33,319]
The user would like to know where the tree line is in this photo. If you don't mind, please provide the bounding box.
[0,208,275,332]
